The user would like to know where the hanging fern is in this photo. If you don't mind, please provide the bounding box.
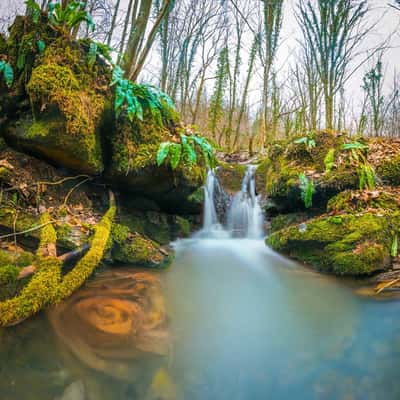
[48,1,95,34]
[112,66,176,125]
[25,0,41,24]
[299,172,315,209]
[340,141,375,190]
[324,148,335,174]
[0,61,14,88]
[294,131,316,149]
[156,133,216,171]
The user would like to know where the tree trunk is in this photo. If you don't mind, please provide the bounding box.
[107,0,121,47]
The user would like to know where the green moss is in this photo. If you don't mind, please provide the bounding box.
[269,213,308,233]
[5,37,111,175]
[175,216,191,237]
[111,223,171,268]
[327,190,400,214]
[376,155,400,186]
[217,162,247,193]
[0,213,62,327]
[267,212,393,276]
[0,208,39,238]
[0,201,115,326]
[56,203,115,299]
[0,265,20,286]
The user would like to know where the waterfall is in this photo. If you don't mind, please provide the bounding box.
[203,169,220,231]
[227,165,263,238]
[200,165,263,239]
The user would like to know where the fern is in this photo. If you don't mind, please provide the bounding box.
[341,141,375,190]
[299,172,315,209]
[0,61,14,88]
[324,148,335,174]
[112,66,175,125]
[294,132,316,150]
[86,42,97,67]
[37,39,46,54]
[48,1,95,35]
[156,134,216,171]
[25,0,41,24]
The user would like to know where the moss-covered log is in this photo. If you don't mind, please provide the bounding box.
[0,193,115,327]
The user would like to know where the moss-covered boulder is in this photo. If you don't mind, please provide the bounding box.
[111,224,172,268]
[267,211,395,276]
[257,131,359,213]
[4,34,111,174]
[216,162,247,194]
[107,107,204,212]
[327,189,400,214]
[118,205,194,245]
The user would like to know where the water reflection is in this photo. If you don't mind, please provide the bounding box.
[1,239,400,399]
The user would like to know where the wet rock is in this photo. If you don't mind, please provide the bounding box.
[107,109,204,213]
[111,224,172,268]
[267,212,394,276]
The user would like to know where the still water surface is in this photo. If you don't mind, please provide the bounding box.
[1,237,400,399]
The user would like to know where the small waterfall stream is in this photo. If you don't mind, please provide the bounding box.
[200,165,264,239]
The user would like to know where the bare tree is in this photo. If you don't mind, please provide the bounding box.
[260,0,284,145]
[297,0,369,130]
[124,0,174,81]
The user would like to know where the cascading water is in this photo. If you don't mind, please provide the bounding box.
[200,165,263,239]
[202,169,220,232]
[227,165,263,238]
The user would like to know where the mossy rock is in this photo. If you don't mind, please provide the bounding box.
[327,189,400,214]
[258,131,359,213]
[269,213,309,233]
[4,37,112,174]
[108,111,204,212]
[118,207,193,245]
[111,224,172,268]
[216,162,247,194]
[266,212,395,276]
[376,155,400,186]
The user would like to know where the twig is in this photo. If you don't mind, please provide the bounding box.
[0,220,57,240]
[62,177,92,208]
[376,278,400,294]
[18,243,91,280]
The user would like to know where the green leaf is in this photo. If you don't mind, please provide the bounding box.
[25,0,41,24]
[299,172,314,209]
[294,137,308,145]
[156,142,171,166]
[324,148,335,173]
[1,62,14,88]
[169,143,182,170]
[341,141,368,151]
[308,139,316,148]
[37,39,46,54]
[17,52,26,71]
[111,66,124,86]
[365,164,376,190]
[391,234,398,258]
[132,96,143,121]
[87,42,97,67]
